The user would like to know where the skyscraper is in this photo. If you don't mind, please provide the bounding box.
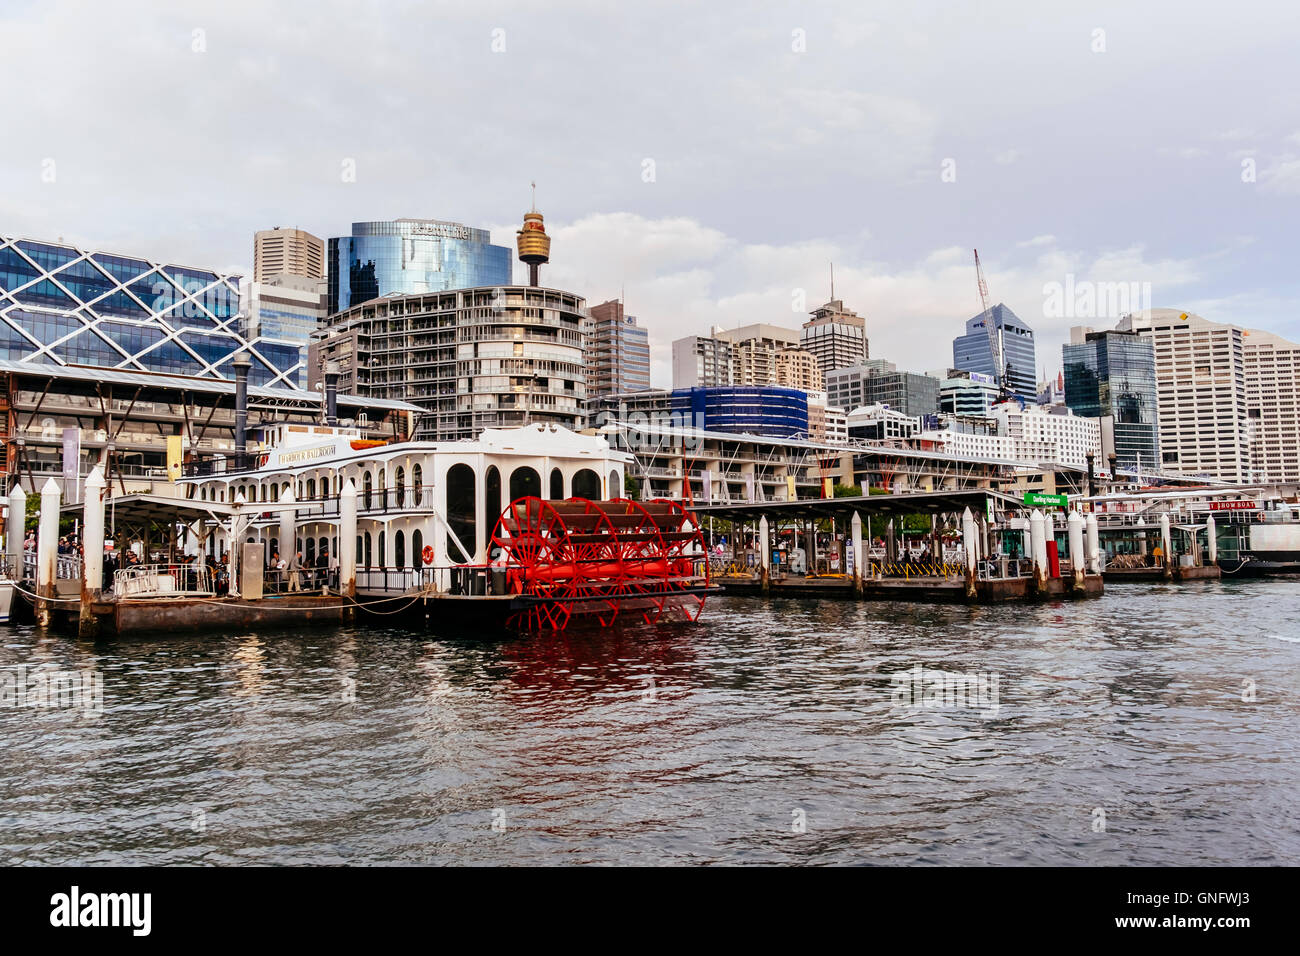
[1063,327,1159,470]
[801,299,867,376]
[586,299,651,396]
[1243,328,1300,483]
[0,234,302,388]
[952,303,1036,402]
[1114,309,1300,483]
[672,334,733,388]
[1115,310,1250,481]
[326,218,511,315]
[254,227,324,281]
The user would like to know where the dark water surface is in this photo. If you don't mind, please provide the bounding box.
[2,580,1298,865]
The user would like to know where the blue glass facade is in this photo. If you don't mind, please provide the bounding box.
[0,236,303,389]
[952,303,1037,401]
[327,219,512,315]
[1064,330,1159,469]
[671,386,809,438]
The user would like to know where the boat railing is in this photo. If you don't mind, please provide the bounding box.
[354,564,504,596]
[113,564,215,598]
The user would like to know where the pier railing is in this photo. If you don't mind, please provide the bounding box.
[113,564,215,598]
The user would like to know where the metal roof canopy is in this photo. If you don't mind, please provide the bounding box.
[689,489,1023,522]
[0,359,422,413]
[60,493,316,523]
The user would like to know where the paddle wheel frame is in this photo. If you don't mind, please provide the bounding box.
[489,497,712,632]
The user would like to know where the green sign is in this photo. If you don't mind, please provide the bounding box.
[1023,492,1067,508]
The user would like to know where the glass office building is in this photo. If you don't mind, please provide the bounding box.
[670,386,809,438]
[952,303,1037,401]
[1063,329,1159,469]
[327,219,512,315]
[0,235,303,389]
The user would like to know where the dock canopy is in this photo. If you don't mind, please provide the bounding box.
[59,493,308,523]
[689,489,1023,522]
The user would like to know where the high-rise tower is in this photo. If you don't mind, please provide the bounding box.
[516,183,551,287]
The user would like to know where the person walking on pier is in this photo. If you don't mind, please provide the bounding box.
[287,550,303,592]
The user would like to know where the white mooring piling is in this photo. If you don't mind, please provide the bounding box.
[1067,510,1085,592]
[1206,513,1217,565]
[1085,512,1100,574]
[279,483,296,571]
[6,483,25,579]
[1029,509,1047,593]
[759,515,770,593]
[961,507,977,598]
[339,478,357,601]
[850,510,863,596]
[80,467,106,637]
[36,478,61,628]
[1159,512,1173,580]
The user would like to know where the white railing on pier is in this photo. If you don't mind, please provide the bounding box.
[113,564,214,598]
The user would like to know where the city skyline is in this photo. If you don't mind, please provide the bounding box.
[4,1,1299,388]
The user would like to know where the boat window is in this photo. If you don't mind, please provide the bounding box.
[412,464,423,506]
[447,463,477,563]
[378,470,387,509]
[483,465,500,537]
[363,472,373,509]
[572,468,600,500]
[378,531,386,569]
[395,466,406,508]
[510,466,540,501]
[307,478,316,500]
[306,537,316,566]
[610,469,620,498]
[394,530,406,569]
[412,529,423,569]
[550,468,563,500]
[356,536,363,568]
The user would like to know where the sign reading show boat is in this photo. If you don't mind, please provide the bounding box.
[1208,499,1258,511]
[1023,492,1067,508]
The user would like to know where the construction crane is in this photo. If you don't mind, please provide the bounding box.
[973,249,1011,402]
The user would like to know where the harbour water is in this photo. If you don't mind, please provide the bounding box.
[2,581,1298,866]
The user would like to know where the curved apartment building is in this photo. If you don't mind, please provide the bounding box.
[310,286,586,441]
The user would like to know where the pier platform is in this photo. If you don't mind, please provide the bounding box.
[1102,565,1221,583]
[713,572,1103,603]
[84,594,345,637]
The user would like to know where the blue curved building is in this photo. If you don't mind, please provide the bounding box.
[327,219,512,315]
[671,386,809,438]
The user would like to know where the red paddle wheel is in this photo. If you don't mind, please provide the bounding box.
[489,497,712,632]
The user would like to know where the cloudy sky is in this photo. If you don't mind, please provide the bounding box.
[4,0,1299,386]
